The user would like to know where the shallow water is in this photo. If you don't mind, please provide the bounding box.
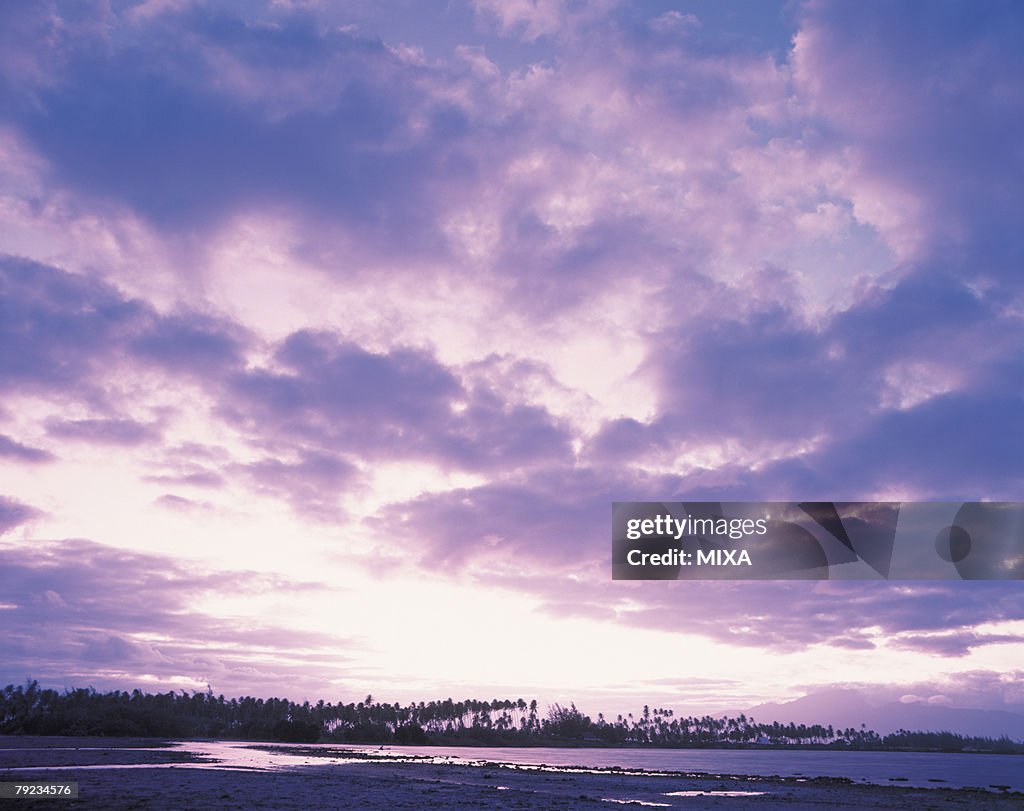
[297,742,1024,792]
[4,740,1021,793]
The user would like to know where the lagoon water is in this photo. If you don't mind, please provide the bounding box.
[169,741,1023,793]
[377,746,1023,791]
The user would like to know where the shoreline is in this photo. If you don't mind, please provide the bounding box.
[3,733,1019,755]
[2,737,1022,809]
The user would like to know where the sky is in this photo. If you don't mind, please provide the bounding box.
[1,0,1023,721]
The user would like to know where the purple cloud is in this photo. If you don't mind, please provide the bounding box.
[154,493,216,513]
[586,267,1024,501]
[0,496,41,534]
[234,450,358,521]
[0,0,1021,706]
[226,330,572,473]
[794,0,1024,269]
[2,4,479,258]
[145,470,225,489]
[0,539,348,697]
[45,417,161,446]
[377,464,683,569]
[0,256,146,394]
[0,257,245,399]
[891,631,1024,658]
[2,257,575,519]
[128,313,247,375]
[379,458,1024,652]
[0,434,53,463]
[572,579,1024,655]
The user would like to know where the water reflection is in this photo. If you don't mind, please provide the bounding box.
[3,740,1021,794]
[665,790,767,797]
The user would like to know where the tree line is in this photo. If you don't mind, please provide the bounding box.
[1,681,1020,754]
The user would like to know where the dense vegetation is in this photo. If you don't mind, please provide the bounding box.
[2,681,1020,753]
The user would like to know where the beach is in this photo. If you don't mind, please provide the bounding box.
[2,738,1021,810]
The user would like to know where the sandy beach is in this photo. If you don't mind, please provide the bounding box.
[2,738,1021,810]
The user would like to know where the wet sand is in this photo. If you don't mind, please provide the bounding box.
[2,737,1021,809]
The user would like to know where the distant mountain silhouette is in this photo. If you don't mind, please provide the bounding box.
[723,689,1024,741]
